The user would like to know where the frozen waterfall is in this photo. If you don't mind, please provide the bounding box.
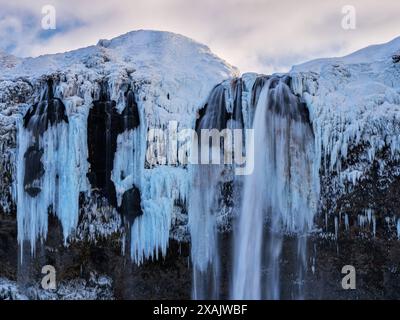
[16,80,89,255]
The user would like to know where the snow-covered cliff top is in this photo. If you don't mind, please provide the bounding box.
[292,36,400,73]
[0,30,237,80]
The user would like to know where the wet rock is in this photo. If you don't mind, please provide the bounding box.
[265,75,310,124]
[196,84,229,132]
[87,86,140,208]
[23,145,44,197]
[87,95,120,207]
[231,78,243,125]
[119,186,143,225]
[121,90,140,130]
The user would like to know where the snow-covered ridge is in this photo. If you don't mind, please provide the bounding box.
[1,30,237,77]
[292,36,400,73]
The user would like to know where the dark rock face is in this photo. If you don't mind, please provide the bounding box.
[2,211,191,299]
[121,90,140,130]
[114,241,191,299]
[307,144,400,299]
[305,236,400,299]
[23,146,44,197]
[319,145,400,238]
[87,85,141,210]
[119,187,142,226]
[231,78,243,124]
[0,213,18,280]
[87,91,121,207]
[2,207,400,299]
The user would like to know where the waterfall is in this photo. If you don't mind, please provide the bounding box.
[232,75,317,299]
[189,163,222,299]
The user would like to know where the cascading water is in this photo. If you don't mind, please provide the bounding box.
[232,75,318,300]
[189,163,222,299]
[189,78,248,299]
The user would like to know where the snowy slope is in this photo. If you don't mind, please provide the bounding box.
[290,36,400,235]
[292,36,400,73]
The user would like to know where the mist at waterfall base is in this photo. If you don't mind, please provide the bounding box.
[15,73,318,299]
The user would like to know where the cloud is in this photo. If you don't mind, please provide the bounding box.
[0,0,399,73]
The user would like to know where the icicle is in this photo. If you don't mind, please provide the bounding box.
[372,214,376,237]
[344,213,349,231]
[112,127,143,207]
[397,219,400,240]
[334,216,339,239]
[130,197,172,265]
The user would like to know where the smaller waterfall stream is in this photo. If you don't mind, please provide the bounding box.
[189,84,229,299]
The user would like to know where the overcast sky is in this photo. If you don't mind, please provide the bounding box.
[0,0,400,73]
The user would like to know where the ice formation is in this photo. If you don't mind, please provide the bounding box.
[16,80,89,253]
[291,36,400,234]
[6,30,236,264]
[130,166,189,264]
[397,219,400,240]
